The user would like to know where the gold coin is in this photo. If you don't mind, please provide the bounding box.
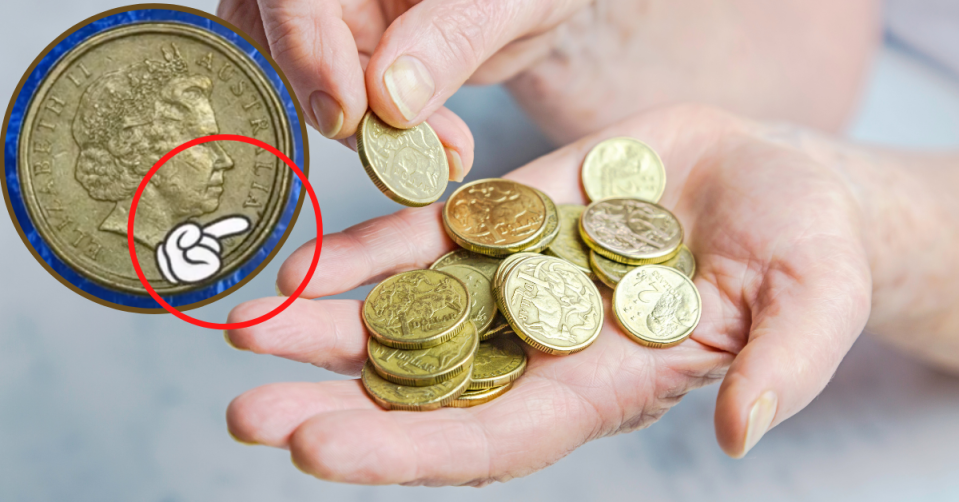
[442,179,547,256]
[589,250,635,289]
[481,313,513,341]
[361,361,471,411]
[613,265,702,348]
[368,319,478,387]
[580,198,683,265]
[581,137,666,203]
[519,188,561,254]
[468,335,527,390]
[493,252,539,296]
[659,244,696,279]
[15,23,295,297]
[357,110,448,207]
[436,264,497,335]
[430,249,502,281]
[499,254,604,355]
[545,204,595,278]
[447,382,514,408]
[363,269,470,349]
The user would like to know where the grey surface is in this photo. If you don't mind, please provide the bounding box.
[2,1,959,501]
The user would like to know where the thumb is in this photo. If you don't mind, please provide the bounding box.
[714,253,871,458]
[365,0,586,127]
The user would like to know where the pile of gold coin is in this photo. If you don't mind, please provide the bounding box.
[360,137,702,410]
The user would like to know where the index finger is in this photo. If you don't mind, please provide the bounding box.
[204,215,251,238]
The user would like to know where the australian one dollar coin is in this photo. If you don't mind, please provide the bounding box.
[7,12,304,311]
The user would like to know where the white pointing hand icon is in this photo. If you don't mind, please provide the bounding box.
[156,215,251,284]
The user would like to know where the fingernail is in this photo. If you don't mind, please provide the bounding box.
[383,55,434,121]
[228,429,258,446]
[446,148,465,182]
[310,91,343,138]
[223,330,247,351]
[741,390,778,457]
[275,281,285,297]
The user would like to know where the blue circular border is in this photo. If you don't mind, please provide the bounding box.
[3,8,305,310]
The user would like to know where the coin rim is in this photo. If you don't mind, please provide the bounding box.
[447,381,514,408]
[589,249,632,289]
[368,320,478,387]
[436,264,498,336]
[467,335,527,390]
[612,264,702,348]
[429,248,502,281]
[362,361,472,411]
[580,137,667,203]
[545,204,596,279]
[356,110,448,207]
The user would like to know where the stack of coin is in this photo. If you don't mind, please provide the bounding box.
[579,138,702,348]
[361,253,529,411]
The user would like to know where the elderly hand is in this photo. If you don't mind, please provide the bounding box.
[223,105,879,485]
[216,0,878,179]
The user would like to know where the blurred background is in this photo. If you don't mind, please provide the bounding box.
[2,1,959,501]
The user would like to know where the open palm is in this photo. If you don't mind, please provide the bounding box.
[225,105,871,485]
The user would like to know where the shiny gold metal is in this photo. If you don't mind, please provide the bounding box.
[545,204,594,279]
[468,335,527,390]
[613,265,701,348]
[481,313,513,341]
[16,23,294,295]
[363,269,470,349]
[581,137,666,203]
[447,382,513,408]
[659,244,696,279]
[368,319,478,387]
[436,265,497,335]
[361,361,472,411]
[519,188,560,254]
[493,252,540,291]
[589,250,635,289]
[357,110,448,207]
[580,198,683,265]
[498,254,603,355]
[442,179,547,256]
[430,249,502,281]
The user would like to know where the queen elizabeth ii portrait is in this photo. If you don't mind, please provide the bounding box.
[72,45,234,248]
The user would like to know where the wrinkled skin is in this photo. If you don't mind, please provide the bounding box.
[217,0,879,178]
[225,106,873,485]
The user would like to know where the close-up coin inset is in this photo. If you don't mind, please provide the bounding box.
[2,8,307,311]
